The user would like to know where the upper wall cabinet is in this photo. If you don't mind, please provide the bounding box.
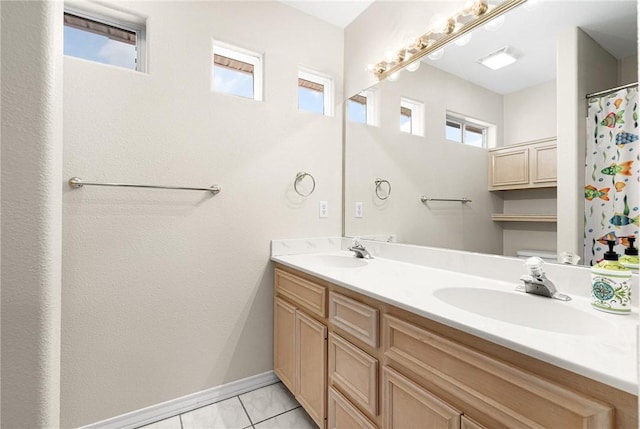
[489,138,557,190]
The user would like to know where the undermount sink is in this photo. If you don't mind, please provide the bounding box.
[433,287,614,336]
[310,254,369,268]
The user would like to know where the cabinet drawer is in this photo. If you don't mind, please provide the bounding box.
[382,315,613,429]
[382,366,460,429]
[329,291,378,348]
[328,386,378,429]
[276,268,326,318]
[329,333,378,416]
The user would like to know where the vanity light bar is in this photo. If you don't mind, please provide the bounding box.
[374,0,527,81]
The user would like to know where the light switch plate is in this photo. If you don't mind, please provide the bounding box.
[319,201,328,218]
[355,202,363,218]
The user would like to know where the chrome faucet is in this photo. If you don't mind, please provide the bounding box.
[516,257,571,301]
[348,240,374,259]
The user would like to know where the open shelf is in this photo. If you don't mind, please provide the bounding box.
[491,214,557,223]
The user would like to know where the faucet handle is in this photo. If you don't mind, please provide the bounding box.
[524,257,545,277]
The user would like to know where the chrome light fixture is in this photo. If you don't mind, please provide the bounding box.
[372,0,527,81]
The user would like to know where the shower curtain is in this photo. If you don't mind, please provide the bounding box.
[584,86,639,266]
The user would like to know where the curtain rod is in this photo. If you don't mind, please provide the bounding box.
[586,82,638,99]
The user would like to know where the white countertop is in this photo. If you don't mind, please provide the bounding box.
[272,249,638,395]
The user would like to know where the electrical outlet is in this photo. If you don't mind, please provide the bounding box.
[319,201,328,218]
[355,202,363,218]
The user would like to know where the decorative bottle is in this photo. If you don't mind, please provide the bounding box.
[619,237,639,272]
[591,240,632,314]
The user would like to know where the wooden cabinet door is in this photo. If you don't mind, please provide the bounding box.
[461,416,488,429]
[531,143,557,184]
[274,297,296,393]
[296,310,328,429]
[328,386,378,429]
[489,146,529,189]
[382,366,460,429]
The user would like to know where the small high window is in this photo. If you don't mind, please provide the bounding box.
[348,94,367,124]
[446,114,489,148]
[298,69,333,116]
[400,98,424,136]
[347,90,377,126]
[63,9,145,71]
[212,42,263,101]
[400,106,412,133]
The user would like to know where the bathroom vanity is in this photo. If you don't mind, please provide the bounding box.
[271,239,637,429]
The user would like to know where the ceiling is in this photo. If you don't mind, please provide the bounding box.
[280,0,638,95]
[280,0,373,28]
[424,0,638,94]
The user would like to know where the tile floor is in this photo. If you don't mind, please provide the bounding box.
[139,382,318,429]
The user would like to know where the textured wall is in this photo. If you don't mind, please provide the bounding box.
[1,1,63,427]
[61,1,343,426]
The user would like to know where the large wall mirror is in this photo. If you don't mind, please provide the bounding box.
[344,0,638,266]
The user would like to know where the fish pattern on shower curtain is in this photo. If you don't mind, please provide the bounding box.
[584,87,639,266]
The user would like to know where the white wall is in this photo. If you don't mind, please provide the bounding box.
[501,81,558,257]
[503,81,557,145]
[1,1,63,427]
[619,54,638,85]
[557,28,618,257]
[345,64,504,255]
[62,1,343,426]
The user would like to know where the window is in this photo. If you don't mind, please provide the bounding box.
[212,42,263,101]
[63,9,145,72]
[400,106,412,133]
[400,98,424,136]
[298,69,334,116]
[347,90,377,125]
[348,94,367,123]
[446,114,490,148]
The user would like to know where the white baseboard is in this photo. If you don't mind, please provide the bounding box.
[81,370,279,429]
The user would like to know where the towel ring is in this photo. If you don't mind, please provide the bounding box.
[294,172,315,197]
[375,178,391,200]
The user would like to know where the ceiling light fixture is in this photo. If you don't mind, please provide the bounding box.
[478,47,518,70]
[371,0,527,81]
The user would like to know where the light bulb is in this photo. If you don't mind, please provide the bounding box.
[428,48,444,60]
[384,49,396,63]
[454,33,472,46]
[406,61,420,72]
[484,14,504,31]
[387,71,400,82]
[366,64,376,72]
[429,14,448,34]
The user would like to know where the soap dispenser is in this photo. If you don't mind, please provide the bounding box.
[591,240,632,314]
[619,237,639,272]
